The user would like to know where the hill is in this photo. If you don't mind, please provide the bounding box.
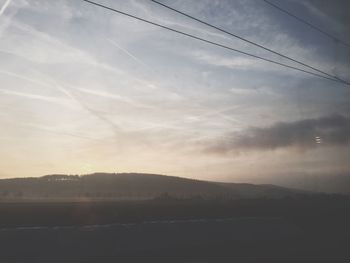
[0,172,305,201]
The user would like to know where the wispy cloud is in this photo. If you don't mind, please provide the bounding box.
[0,69,61,91]
[5,20,125,76]
[193,50,258,70]
[130,0,232,41]
[0,88,73,107]
[107,38,150,69]
[74,87,155,110]
[0,0,12,17]
[3,120,105,142]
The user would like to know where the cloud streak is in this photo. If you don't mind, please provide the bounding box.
[0,0,12,17]
[0,88,74,107]
[107,38,150,69]
[206,114,350,154]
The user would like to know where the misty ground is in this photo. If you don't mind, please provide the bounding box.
[0,197,349,263]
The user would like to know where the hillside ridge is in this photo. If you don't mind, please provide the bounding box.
[0,172,306,201]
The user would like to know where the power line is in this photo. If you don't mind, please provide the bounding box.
[81,0,349,85]
[262,0,350,49]
[149,0,349,85]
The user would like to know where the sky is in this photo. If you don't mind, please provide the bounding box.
[0,0,349,187]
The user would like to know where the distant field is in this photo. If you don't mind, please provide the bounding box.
[0,197,349,229]
[0,197,349,263]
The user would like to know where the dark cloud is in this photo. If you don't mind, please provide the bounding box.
[308,0,350,31]
[207,114,350,153]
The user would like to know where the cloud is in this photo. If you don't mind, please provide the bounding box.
[193,50,257,70]
[107,38,150,69]
[0,0,12,17]
[129,0,232,40]
[206,114,350,154]
[301,0,350,34]
[0,88,75,107]
[3,119,105,142]
[73,87,155,110]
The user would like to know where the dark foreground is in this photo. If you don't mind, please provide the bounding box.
[0,197,349,263]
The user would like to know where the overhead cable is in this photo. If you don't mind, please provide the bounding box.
[82,0,349,85]
[149,0,349,84]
